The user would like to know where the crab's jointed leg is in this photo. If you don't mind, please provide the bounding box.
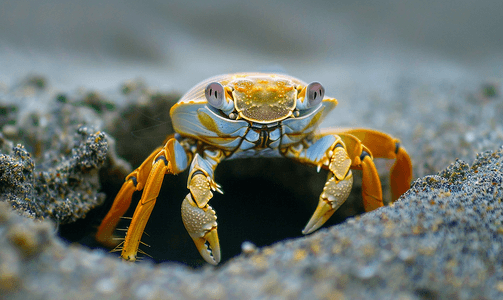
[95,145,162,247]
[95,136,190,261]
[181,148,225,265]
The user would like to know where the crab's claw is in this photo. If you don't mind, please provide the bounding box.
[181,194,221,265]
[302,171,353,235]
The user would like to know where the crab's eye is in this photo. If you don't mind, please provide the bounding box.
[205,82,226,109]
[306,82,324,108]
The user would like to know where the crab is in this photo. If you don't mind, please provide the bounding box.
[96,73,413,265]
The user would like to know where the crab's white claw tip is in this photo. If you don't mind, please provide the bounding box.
[302,199,335,235]
[194,228,221,265]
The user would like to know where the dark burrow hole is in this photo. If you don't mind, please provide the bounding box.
[59,157,366,268]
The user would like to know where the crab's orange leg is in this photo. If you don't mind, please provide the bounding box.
[122,138,190,261]
[96,145,163,247]
[359,149,384,210]
[320,128,413,205]
[96,137,190,261]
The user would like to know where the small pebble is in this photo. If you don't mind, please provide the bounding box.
[241,241,257,255]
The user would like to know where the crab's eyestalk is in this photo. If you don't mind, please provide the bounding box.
[296,82,325,110]
[205,82,234,114]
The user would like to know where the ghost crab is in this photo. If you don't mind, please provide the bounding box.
[96,73,412,265]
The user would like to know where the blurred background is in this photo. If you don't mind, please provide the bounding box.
[1,0,502,94]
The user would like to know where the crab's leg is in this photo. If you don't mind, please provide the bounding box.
[181,148,225,265]
[320,128,413,203]
[96,137,190,261]
[284,135,353,234]
[96,145,163,247]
